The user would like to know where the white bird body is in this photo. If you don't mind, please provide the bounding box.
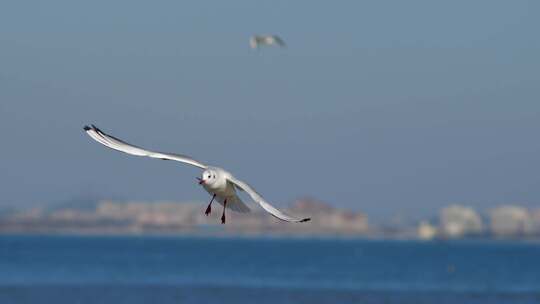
[250,35,286,49]
[199,167,250,213]
[83,125,310,224]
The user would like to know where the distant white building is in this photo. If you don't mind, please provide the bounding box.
[490,206,533,237]
[417,221,437,240]
[439,205,483,238]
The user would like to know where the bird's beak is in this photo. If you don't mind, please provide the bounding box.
[197,177,205,185]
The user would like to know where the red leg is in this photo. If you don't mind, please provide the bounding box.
[205,194,216,216]
[221,199,227,224]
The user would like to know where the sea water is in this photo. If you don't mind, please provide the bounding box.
[0,235,539,304]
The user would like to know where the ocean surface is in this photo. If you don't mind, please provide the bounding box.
[0,235,539,304]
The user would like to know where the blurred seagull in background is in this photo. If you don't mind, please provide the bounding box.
[249,35,286,49]
[83,125,310,224]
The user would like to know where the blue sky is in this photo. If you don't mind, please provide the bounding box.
[1,1,539,219]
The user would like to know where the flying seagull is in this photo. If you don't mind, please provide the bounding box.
[249,35,286,49]
[83,125,310,224]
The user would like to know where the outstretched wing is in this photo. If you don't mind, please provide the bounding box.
[249,36,259,49]
[227,176,310,223]
[83,125,207,169]
[272,36,286,47]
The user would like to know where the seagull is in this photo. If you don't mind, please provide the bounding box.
[83,125,310,224]
[249,35,286,49]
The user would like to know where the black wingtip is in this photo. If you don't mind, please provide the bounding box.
[300,218,311,223]
[83,125,91,131]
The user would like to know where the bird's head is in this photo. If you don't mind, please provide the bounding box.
[197,169,217,186]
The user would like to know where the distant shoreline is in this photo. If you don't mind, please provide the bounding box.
[2,231,540,245]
